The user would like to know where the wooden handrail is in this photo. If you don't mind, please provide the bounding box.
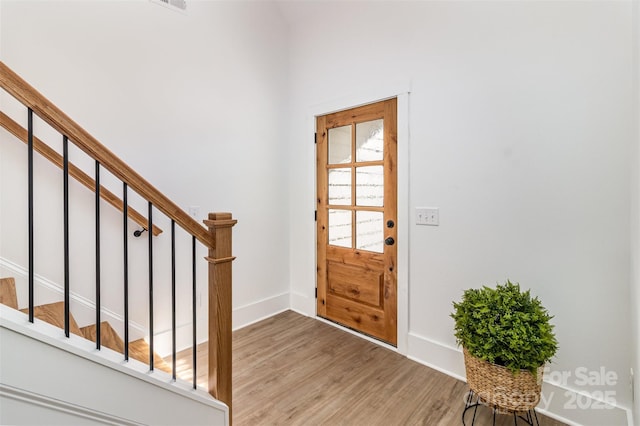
[0,61,213,248]
[0,112,163,236]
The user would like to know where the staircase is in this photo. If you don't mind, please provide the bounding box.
[0,61,236,424]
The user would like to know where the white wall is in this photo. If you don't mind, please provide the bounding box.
[285,1,635,424]
[2,1,637,424]
[631,0,640,423]
[0,0,290,350]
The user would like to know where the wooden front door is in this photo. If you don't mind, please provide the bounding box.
[316,98,397,346]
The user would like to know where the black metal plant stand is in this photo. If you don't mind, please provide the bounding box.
[462,390,540,426]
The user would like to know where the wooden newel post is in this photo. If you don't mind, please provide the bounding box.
[204,212,237,419]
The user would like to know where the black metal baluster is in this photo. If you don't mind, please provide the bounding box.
[148,201,154,371]
[28,108,34,323]
[192,235,197,389]
[171,220,176,381]
[95,161,101,349]
[123,182,129,361]
[63,136,70,338]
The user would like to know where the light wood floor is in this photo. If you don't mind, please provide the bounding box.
[170,310,566,426]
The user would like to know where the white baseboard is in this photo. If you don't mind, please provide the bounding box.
[537,380,631,426]
[407,332,467,382]
[152,292,290,356]
[407,332,632,426]
[290,290,314,317]
[151,322,195,358]
[232,292,289,331]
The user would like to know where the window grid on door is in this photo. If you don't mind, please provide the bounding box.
[327,119,384,253]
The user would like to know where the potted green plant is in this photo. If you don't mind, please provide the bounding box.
[451,280,558,412]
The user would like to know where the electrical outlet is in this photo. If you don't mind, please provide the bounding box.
[416,207,439,226]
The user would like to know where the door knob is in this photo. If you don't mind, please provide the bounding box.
[385,237,395,246]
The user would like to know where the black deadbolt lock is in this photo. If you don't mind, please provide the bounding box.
[386,220,395,228]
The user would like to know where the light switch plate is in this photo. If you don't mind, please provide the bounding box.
[416,207,439,226]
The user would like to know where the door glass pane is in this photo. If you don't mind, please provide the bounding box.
[356,166,383,207]
[356,211,383,253]
[329,209,352,248]
[328,168,351,205]
[328,125,352,164]
[356,119,383,162]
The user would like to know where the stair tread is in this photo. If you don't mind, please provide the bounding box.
[81,321,124,353]
[0,277,18,309]
[130,339,172,374]
[19,301,83,336]
[81,322,171,374]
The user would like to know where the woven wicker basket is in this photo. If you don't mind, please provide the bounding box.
[463,347,544,412]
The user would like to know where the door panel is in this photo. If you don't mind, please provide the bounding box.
[316,98,397,346]
[327,261,383,307]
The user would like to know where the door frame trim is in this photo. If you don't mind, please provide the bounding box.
[309,88,410,355]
